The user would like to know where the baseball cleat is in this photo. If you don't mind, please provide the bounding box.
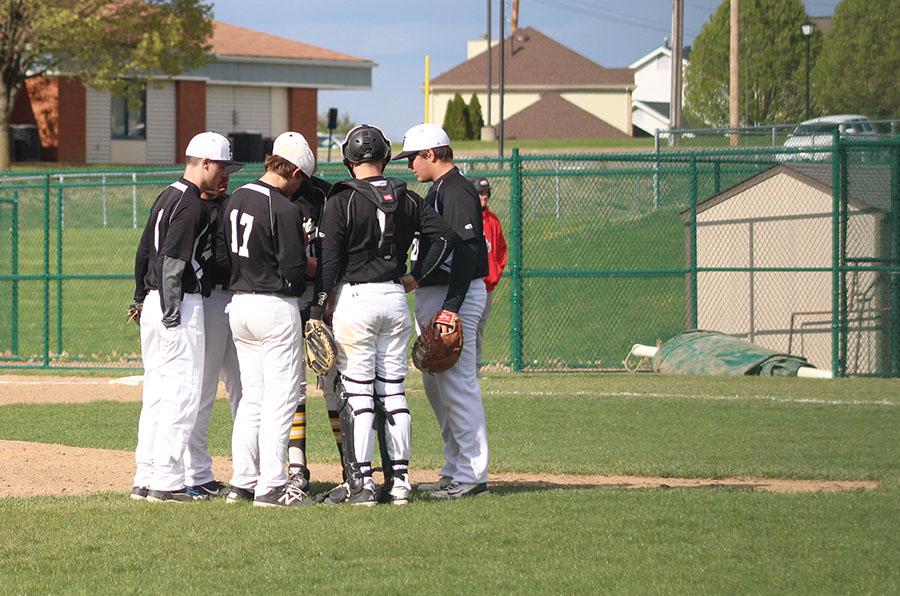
[429,482,489,500]
[348,487,377,507]
[146,488,204,502]
[377,473,411,505]
[253,484,307,507]
[186,480,228,498]
[225,486,255,504]
[310,483,350,505]
[130,486,149,501]
[416,476,452,492]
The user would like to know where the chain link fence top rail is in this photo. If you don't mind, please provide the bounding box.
[0,140,897,375]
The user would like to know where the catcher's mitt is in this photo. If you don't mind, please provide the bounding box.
[412,310,463,374]
[305,319,337,376]
[126,302,142,324]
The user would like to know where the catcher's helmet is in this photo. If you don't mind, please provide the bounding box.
[341,124,392,169]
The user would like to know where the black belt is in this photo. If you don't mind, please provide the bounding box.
[349,278,401,286]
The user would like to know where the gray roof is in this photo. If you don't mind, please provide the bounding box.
[682,162,894,221]
[787,162,893,212]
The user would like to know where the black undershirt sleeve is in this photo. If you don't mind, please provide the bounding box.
[160,255,186,328]
[442,238,479,312]
[311,247,343,320]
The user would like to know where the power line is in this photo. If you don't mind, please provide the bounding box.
[532,0,671,35]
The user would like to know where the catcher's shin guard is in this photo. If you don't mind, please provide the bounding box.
[374,377,411,498]
[322,371,346,481]
[337,375,375,494]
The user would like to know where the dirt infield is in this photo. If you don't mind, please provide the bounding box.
[0,375,880,497]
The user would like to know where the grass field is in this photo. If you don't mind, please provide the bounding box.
[1,371,898,593]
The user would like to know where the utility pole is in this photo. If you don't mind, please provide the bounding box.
[670,0,684,139]
[486,0,492,133]
[512,0,519,32]
[729,0,740,146]
[499,0,505,157]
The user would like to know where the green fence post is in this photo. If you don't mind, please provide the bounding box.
[891,145,899,377]
[690,155,698,328]
[831,130,842,376]
[11,191,19,356]
[839,143,849,376]
[510,148,524,371]
[56,184,64,356]
[43,175,50,367]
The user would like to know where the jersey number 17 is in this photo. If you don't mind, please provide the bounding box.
[229,210,255,258]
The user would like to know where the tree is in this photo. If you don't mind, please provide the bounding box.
[684,0,821,127]
[468,94,484,136]
[317,110,355,135]
[442,94,472,141]
[0,0,213,169]
[813,0,899,119]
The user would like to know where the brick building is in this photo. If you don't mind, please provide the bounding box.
[10,21,373,164]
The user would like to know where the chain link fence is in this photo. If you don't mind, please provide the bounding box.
[0,137,897,375]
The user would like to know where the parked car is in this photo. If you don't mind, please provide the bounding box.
[778,115,876,161]
[317,132,342,150]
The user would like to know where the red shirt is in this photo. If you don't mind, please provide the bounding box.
[482,208,507,292]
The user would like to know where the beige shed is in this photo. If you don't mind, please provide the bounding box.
[683,163,893,373]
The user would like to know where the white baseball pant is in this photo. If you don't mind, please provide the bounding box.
[183,288,242,487]
[333,281,413,491]
[228,293,303,495]
[414,279,489,484]
[134,290,205,491]
[475,289,494,370]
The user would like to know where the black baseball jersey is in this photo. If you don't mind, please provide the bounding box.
[411,166,489,286]
[291,175,332,281]
[222,180,307,297]
[319,176,454,288]
[133,177,210,301]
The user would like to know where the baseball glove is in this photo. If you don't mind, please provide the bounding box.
[412,310,463,374]
[305,319,337,376]
[126,302,142,324]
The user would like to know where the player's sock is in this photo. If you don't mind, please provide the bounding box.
[288,403,307,474]
[328,408,347,482]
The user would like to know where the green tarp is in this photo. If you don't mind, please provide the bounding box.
[653,330,815,377]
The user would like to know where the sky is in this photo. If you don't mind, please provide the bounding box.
[209,0,841,139]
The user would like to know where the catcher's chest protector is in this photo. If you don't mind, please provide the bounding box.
[332,178,403,261]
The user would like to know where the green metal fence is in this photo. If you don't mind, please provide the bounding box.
[0,138,897,375]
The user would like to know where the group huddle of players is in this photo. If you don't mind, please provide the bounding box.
[130,122,505,507]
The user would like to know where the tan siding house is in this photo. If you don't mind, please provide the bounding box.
[430,27,634,139]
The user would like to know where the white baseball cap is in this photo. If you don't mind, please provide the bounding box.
[185,132,243,174]
[393,123,451,160]
[272,131,316,177]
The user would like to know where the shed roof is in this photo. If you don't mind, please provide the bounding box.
[681,162,893,222]
[431,27,633,89]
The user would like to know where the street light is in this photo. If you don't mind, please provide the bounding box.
[802,22,814,120]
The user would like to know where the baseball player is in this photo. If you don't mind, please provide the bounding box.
[314,124,458,506]
[395,123,490,499]
[472,177,507,375]
[221,132,312,507]
[182,167,244,499]
[286,175,343,492]
[131,131,242,502]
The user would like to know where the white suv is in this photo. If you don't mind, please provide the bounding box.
[778,115,875,161]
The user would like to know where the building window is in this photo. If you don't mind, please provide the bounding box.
[111,89,146,139]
